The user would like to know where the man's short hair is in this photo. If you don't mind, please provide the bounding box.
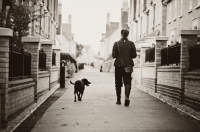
[121,29,129,38]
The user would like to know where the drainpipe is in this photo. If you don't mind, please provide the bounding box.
[153,4,155,32]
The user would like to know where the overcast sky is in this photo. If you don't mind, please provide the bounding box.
[60,0,124,53]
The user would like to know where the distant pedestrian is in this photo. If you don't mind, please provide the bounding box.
[100,65,102,72]
[112,29,137,106]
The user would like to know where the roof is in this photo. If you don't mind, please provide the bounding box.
[82,45,91,52]
[106,22,119,38]
[100,39,105,42]
[62,23,73,40]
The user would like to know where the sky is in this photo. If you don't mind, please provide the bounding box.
[60,0,124,53]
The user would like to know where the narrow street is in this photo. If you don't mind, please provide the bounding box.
[13,66,200,132]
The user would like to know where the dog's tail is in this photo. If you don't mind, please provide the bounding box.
[70,81,75,85]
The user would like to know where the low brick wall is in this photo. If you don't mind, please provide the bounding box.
[51,67,59,87]
[38,71,50,96]
[141,63,156,91]
[8,78,35,119]
[184,72,200,111]
[0,92,2,126]
[157,66,180,100]
[132,65,141,85]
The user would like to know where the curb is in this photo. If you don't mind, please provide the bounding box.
[134,84,200,121]
[1,84,60,132]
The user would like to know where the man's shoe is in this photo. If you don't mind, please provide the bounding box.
[124,99,130,106]
[116,100,121,105]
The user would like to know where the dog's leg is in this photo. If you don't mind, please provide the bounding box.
[80,91,84,101]
[77,92,81,101]
[74,91,77,102]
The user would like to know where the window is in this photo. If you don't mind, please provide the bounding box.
[52,51,56,66]
[169,29,177,45]
[155,5,158,25]
[149,7,153,29]
[196,0,200,9]
[159,5,162,24]
[174,0,177,20]
[179,0,183,18]
[192,17,200,29]
[168,2,172,23]
[188,0,192,13]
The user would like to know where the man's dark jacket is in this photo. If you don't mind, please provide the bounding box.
[112,38,137,67]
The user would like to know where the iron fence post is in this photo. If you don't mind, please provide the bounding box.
[22,49,24,79]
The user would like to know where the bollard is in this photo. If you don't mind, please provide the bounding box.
[60,60,66,88]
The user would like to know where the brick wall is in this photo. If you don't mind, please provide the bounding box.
[51,68,59,86]
[38,71,50,96]
[0,93,2,127]
[0,28,13,128]
[184,73,200,110]
[141,63,156,90]
[157,66,180,100]
[8,79,35,118]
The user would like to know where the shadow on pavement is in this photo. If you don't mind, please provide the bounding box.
[13,88,67,132]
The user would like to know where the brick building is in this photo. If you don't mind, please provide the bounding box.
[0,0,60,129]
[102,0,200,114]
[127,0,200,112]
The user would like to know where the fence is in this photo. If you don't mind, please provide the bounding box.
[52,51,56,66]
[189,45,200,70]
[9,47,31,81]
[39,49,47,71]
[145,47,155,62]
[161,43,180,66]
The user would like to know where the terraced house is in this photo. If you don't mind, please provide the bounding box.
[0,0,60,129]
[128,0,200,112]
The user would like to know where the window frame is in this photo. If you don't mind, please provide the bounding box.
[168,2,172,23]
[188,0,193,13]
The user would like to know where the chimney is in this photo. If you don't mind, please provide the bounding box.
[121,1,129,29]
[107,13,110,25]
[68,14,71,24]
[58,1,62,14]
[102,34,106,39]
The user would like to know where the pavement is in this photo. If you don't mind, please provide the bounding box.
[14,66,200,132]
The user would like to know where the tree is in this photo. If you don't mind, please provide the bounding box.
[76,44,84,57]
[0,0,45,49]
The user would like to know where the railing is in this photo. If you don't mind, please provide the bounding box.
[161,43,180,66]
[39,49,46,71]
[145,47,155,62]
[189,45,200,70]
[9,47,31,81]
[52,51,56,66]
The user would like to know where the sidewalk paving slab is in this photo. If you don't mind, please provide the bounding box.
[14,66,200,132]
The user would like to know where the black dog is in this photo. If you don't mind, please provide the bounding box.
[70,78,91,102]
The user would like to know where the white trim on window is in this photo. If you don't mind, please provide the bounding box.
[168,2,172,23]
[174,0,177,21]
[179,0,183,18]
[158,4,161,24]
[195,0,200,9]
[188,0,192,13]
